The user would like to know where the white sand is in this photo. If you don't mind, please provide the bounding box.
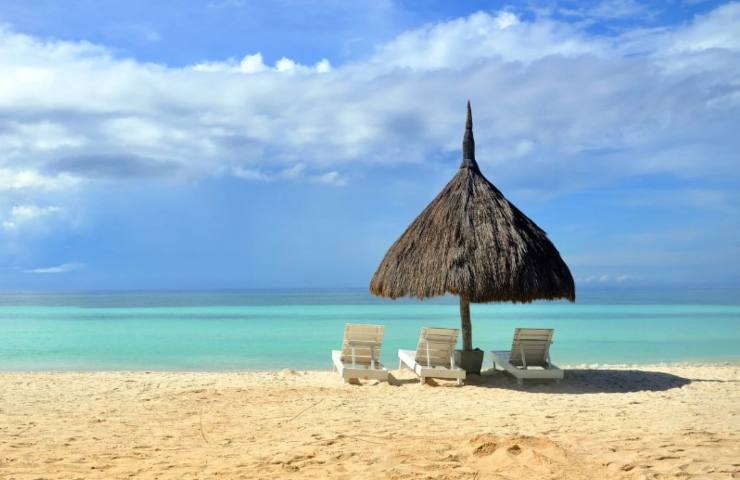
[1,363,738,479]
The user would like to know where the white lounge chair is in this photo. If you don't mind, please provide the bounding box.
[398,327,466,386]
[332,324,388,383]
[490,328,564,385]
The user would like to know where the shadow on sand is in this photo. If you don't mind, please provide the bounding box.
[460,368,692,393]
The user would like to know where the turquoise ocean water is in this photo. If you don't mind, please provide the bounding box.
[0,288,738,371]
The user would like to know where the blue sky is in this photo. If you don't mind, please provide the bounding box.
[0,0,738,290]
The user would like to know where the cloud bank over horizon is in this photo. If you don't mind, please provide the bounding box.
[0,0,738,289]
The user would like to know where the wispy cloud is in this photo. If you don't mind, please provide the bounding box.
[577,273,634,284]
[312,171,348,187]
[559,0,650,21]
[230,167,271,181]
[227,164,347,186]
[2,205,63,230]
[23,262,85,274]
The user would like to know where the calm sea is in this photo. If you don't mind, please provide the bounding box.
[0,288,738,371]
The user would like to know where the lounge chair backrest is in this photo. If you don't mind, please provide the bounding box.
[340,324,384,366]
[415,327,459,368]
[509,328,554,367]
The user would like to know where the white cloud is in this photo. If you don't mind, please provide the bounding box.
[0,3,737,196]
[0,120,87,152]
[315,58,331,73]
[189,51,329,75]
[23,262,85,274]
[494,11,519,29]
[0,169,80,191]
[275,57,297,72]
[2,205,63,230]
[369,10,603,70]
[228,163,346,186]
[240,53,267,73]
[231,167,270,181]
[667,2,740,52]
[313,171,348,187]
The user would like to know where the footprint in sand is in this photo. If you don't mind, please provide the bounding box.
[507,444,522,455]
[473,441,497,457]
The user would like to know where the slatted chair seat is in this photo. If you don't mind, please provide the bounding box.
[398,327,465,386]
[490,328,564,385]
[332,324,388,383]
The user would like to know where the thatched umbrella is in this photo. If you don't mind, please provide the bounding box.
[370,102,575,365]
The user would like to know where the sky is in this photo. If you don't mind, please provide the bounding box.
[0,0,738,291]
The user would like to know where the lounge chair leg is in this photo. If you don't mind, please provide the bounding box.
[419,377,425,386]
[457,379,463,387]
[398,359,402,370]
[517,378,523,386]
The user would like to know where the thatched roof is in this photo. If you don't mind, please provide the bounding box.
[370,102,575,303]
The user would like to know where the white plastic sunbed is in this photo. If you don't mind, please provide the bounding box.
[398,327,466,386]
[331,324,388,383]
[490,328,564,385]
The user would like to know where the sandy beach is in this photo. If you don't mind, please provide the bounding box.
[1,363,738,479]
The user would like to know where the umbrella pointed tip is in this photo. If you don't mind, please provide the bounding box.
[461,101,477,169]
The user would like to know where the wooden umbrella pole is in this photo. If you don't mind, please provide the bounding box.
[460,295,472,350]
